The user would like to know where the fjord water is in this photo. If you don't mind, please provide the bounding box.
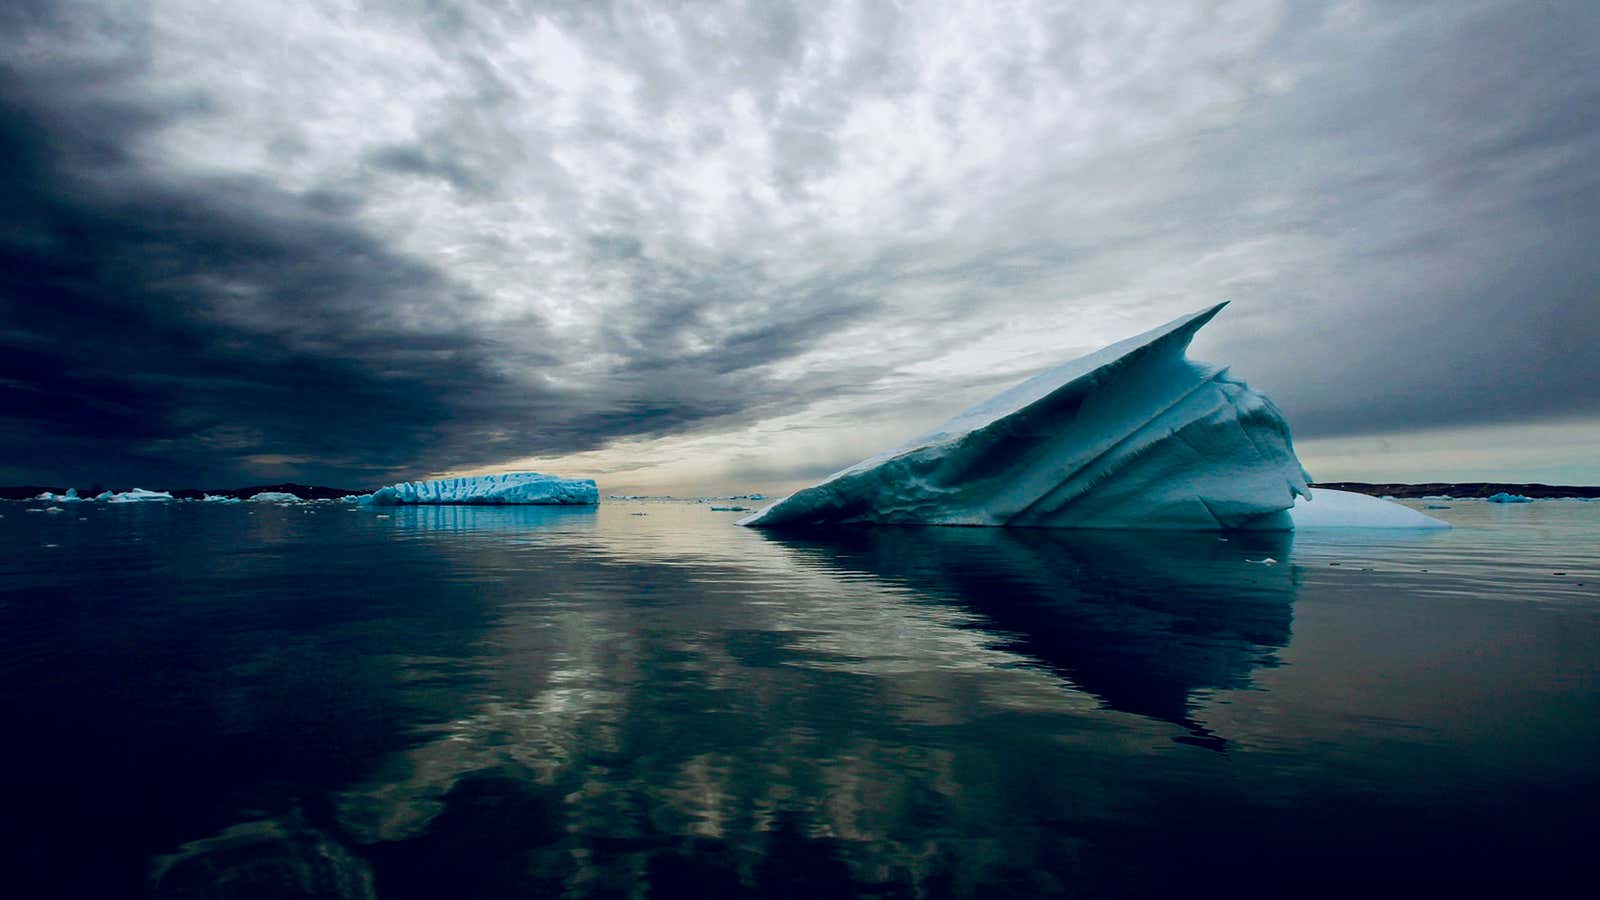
[1,500,1595,898]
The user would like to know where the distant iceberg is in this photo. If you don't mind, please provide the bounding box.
[248,491,301,503]
[33,489,82,502]
[1486,492,1533,504]
[368,472,598,506]
[740,304,1443,531]
[102,488,175,503]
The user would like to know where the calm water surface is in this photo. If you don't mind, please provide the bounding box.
[1,498,1596,898]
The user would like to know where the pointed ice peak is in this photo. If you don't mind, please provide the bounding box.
[741,303,1308,530]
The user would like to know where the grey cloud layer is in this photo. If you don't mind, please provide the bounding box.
[2,1,1595,486]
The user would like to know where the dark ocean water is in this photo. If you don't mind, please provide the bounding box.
[1,498,1596,899]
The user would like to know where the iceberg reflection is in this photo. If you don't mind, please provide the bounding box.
[764,526,1299,744]
[373,503,598,535]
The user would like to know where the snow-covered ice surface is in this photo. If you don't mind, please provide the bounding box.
[1287,489,1449,529]
[741,304,1314,530]
[369,473,598,506]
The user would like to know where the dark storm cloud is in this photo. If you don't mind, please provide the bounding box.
[0,72,540,486]
[0,11,877,487]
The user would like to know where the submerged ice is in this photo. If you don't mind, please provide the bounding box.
[369,472,598,506]
[740,303,1443,531]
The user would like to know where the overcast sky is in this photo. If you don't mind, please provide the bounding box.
[2,0,1596,491]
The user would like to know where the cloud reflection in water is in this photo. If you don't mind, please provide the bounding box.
[314,507,1303,897]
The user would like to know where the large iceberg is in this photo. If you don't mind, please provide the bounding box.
[740,304,1443,531]
[368,472,598,506]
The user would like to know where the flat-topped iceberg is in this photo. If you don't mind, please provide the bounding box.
[740,303,1443,531]
[368,472,598,506]
[101,488,175,503]
[248,491,301,503]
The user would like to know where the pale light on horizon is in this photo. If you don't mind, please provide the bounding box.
[1297,417,1600,487]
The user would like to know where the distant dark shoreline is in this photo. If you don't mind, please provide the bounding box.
[1313,482,1600,499]
[0,482,364,501]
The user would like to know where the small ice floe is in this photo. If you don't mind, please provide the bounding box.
[1426,504,1451,509]
[1486,492,1533,503]
[709,505,752,512]
[1246,557,1278,565]
[630,512,648,516]
[44,506,64,514]
[43,543,59,548]
[374,514,390,519]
